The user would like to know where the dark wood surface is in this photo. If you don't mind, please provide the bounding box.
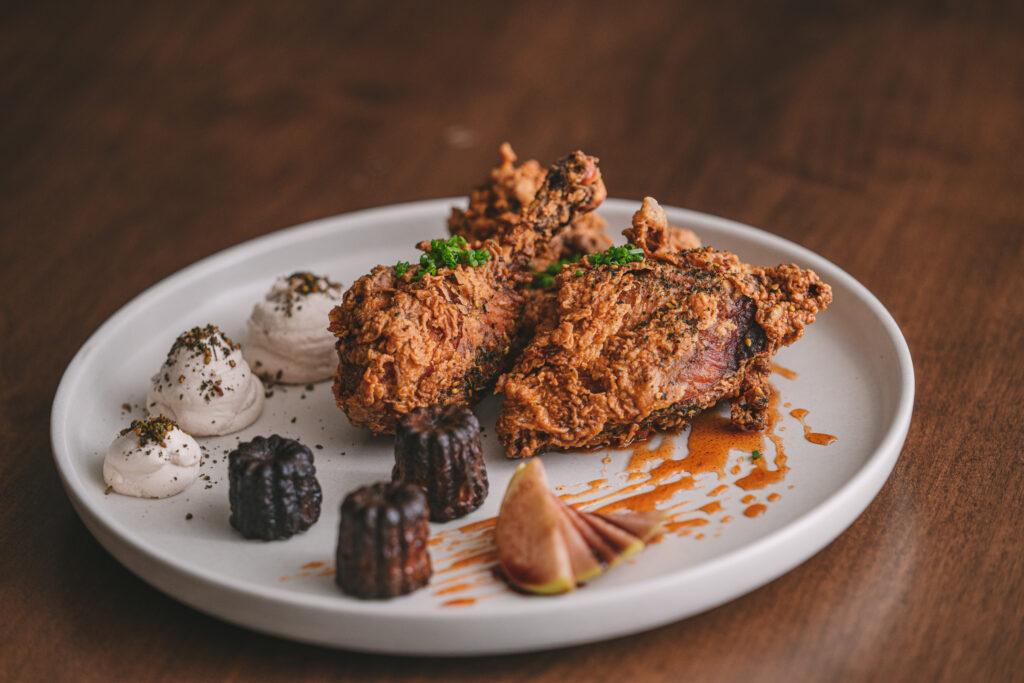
[2,1,1022,680]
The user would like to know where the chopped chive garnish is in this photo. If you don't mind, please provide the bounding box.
[394,236,492,281]
[586,243,645,267]
[529,254,583,289]
[752,450,762,460]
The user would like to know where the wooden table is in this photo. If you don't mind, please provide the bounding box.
[3,2,1021,680]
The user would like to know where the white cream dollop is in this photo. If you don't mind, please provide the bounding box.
[103,417,201,498]
[243,272,344,384]
[147,324,264,436]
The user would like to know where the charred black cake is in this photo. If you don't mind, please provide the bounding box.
[335,481,432,599]
[228,435,322,540]
[393,404,488,522]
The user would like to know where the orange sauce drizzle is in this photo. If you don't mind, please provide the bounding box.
[665,517,709,533]
[576,386,791,518]
[698,500,723,515]
[559,478,609,501]
[771,363,798,380]
[735,453,788,490]
[709,484,729,497]
[744,504,767,517]
[741,494,756,504]
[439,542,495,564]
[721,515,733,523]
[684,411,761,479]
[440,590,507,607]
[432,570,479,587]
[734,389,789,491]
[789,408,837,445]
[456,517,497,534]
[592,474,696,514]
[767,493,781,502]
[626,434,678,473]
[432,576,499,596]
[441,598,476,607]
[280,564,336,582]
[438,550,498,574]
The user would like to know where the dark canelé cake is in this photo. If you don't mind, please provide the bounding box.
[336,481,432,599]
[228,434,322,540]
[393,404,488,522]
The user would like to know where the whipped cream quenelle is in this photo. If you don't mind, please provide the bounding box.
[244,272,344,384]
[147,324,264,436]
[104,416,201,498]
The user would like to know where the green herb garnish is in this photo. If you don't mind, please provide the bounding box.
[586,243,645,267]
[752,450,762,460]
[394,236,492,282]
[530,254,582,289]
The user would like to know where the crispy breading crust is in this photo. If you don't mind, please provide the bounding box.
[448,143,613,266]
[496,198,832,458]
[521,198,704,344]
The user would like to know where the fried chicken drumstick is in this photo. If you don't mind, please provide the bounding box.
[496,198,832,459]
[329,151,607,435]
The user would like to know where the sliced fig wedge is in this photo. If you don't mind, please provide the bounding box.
[600,509,667,543]
[496,460,575,594]
[553,501,604,584]
[575,510,645,568]
[559,499,622,566]
[496,458,663,595]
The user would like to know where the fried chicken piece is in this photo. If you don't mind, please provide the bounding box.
[448,143,612,265]
[495,198,832,459]
[330,151,607,435]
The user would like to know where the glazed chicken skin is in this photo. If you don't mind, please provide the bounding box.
[495,198,832,459]
[330,151,607,435]
[448,143,613,265]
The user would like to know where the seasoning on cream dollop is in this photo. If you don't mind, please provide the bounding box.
[147,324,264,436]
[103,415,201,498]
[244,272,344,384]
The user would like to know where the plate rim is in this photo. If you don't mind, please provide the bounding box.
[50,198,915,648]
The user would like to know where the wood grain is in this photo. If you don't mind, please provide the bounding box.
[1,1,1022,681]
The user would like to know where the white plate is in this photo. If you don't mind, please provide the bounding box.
[51,199,913,655]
